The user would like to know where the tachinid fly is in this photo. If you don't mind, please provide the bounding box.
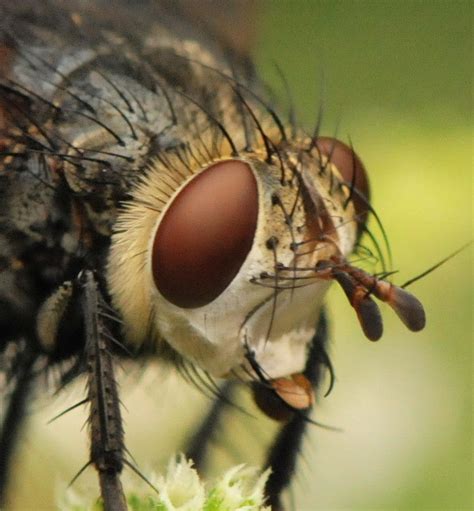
[0,2,427,510]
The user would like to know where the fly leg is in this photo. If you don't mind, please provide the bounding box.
[0,253,39,503]
[184,380,235,472]
[79,270,127,511]
[0,342,36,506]
[263,310,329,511]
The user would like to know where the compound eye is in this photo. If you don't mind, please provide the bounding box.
[315,137,370,229]
[152,159,258,308]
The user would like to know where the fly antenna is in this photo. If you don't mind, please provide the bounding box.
[401,241,472,289]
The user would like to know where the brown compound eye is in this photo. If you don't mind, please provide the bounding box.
[152,159,258,308]
[315,137,370,230]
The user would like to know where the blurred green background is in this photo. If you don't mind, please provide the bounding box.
[256,1,472,509]
[8,1,472,510]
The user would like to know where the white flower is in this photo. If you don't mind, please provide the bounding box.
[58,455,271,511]
[155,454,206,511]
[56,481,98,511]
[206,465,271,511]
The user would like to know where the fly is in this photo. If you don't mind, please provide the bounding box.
[0,2,429,510]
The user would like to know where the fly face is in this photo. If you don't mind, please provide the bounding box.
[108,136,368,381]
[108,130,423,386]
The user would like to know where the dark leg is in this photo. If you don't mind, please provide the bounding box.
[80,270,127,511]
[0,345,36,507]
[264,309,329,511]
[185,380,235,472]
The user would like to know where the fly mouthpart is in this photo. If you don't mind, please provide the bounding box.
[252,373,314,422]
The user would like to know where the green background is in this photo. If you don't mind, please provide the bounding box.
[9,1,472,510]
[256,1,472,509]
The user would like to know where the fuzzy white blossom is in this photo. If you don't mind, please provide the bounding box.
[59,455,271,511]
[154,454,206,511]
[206,465,271,511]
